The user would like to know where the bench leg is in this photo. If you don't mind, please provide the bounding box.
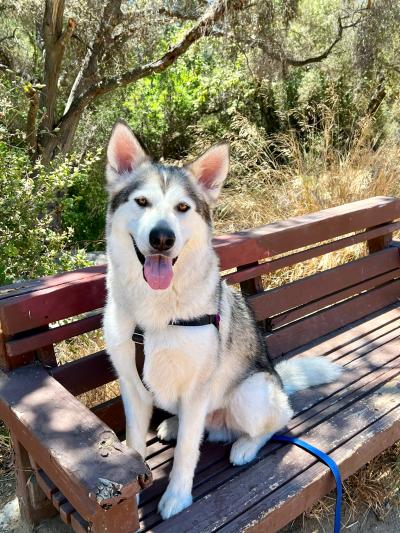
[11,434,57,529]
[90,493,140,533]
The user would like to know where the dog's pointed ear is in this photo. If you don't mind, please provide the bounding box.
[106,121,148,189]
[185,143,229,203]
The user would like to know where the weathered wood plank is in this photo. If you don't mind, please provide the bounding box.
[221,406,400,533]
[138,332,400,518]
[145,375,400,532]
[286,303,400,360]
[269,268,400,329]
[35,469,57,500]
[51,350,115,396]
[224,221,400,284]
[215,197,400,270]
[0,266,105,301]
[6,313,102,358]
[1,198,399,337]
[11,436,57,527]
[91,395,125,434]
[0,365,151,524]
[70,511,89,533]
[266,280,400,358]
[0,275,106,335]
[247,248,400,321]
[59,501,75,524]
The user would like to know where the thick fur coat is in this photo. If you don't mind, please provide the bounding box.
[103,122,341,519]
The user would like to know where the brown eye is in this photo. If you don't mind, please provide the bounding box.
[135,197,149,207]
[176,202,190,213]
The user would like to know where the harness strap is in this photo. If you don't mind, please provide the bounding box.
[271,434,342,533]
[132,314,220,344]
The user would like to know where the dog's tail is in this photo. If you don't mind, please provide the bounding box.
[275,356,342,395]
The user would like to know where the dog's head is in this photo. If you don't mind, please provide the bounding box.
[106,121,229,290]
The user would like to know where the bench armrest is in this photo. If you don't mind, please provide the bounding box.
[0,364,151,524]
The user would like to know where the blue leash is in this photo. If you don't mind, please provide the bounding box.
[271,434,342,533]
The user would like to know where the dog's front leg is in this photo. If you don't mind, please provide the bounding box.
[104,302,153,459]
[158,389,208,520]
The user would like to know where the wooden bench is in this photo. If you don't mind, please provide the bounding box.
[1,195,400,532]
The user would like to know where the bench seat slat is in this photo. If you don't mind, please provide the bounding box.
[220,406,400,533]
[144,372,400,532]
[138,325,400,516]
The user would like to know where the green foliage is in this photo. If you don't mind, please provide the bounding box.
[60,154,107,250]
[124,40,245,158]
[0,143,98,284]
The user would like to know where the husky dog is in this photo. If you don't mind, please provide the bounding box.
[103,121,341,520]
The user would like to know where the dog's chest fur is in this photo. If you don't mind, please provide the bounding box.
[143,326,219,412]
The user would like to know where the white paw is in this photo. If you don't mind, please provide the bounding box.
[157,416,179,442]
[158,487,192,520]
[230,437,259,466]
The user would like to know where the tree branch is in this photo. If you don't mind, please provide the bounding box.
[64,0,124,115]
[61,0,246,125]
[0,28,17,45]
[158,7,200,21]
[261,15,362,68]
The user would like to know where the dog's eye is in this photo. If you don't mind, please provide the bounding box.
[176,202,190,213]
[135,197,149,208]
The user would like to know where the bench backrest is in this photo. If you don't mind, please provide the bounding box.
[1,196,400,432]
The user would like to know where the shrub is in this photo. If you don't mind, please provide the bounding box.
[0,143,98,284]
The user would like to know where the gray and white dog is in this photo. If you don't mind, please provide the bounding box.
[103,121,341,520]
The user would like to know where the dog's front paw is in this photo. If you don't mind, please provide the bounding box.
[158,487,192,520]
[157,416,178,442]
[230,437,259,466]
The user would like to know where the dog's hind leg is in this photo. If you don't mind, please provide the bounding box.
[157,415,178,442]
[227,372,293,466]
[104,302,153,459]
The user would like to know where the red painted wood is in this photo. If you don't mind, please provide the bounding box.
[1,197,399,338]
[223,221,400,284]
[145,375,400,532]
[248,248,400,321]
[221,409,400,533]
[6,314,103,357]
[0,365,151,523]
[266,280,400,358]
[0,274,106,336]
[92,396,125,434]
[215,196,400,270]
[50,350,115,396]
[138,331,400,515]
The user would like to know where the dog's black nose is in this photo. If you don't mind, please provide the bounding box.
[149,225,176,252]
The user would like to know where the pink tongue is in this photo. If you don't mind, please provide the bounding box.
[143,255,174,290]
